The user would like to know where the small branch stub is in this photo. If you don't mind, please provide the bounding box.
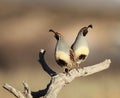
[23,82,32,98]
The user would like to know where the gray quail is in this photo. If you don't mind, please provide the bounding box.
[49,29,74,74]
[71,24,92,64]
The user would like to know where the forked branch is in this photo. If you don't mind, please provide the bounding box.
[3,49,111,98]
[3,82,32,98]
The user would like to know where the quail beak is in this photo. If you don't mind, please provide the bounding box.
[55,32,63,36]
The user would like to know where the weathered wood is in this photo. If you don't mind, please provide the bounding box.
[3,49,111,98]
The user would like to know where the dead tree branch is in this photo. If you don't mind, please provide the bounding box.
[3,49,111,98]
[38,49,57,77]
[3,82,32,98]
[40,59,111,98]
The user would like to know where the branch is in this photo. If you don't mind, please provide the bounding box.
[3,82,32,98]
[3,59,111,98]
[42,59,111,98]
[3,48,111,98]
[23,82,32,98]
[38,49,57,77]
[81,59,111,76]
[31,80,52,98]
[3,83,24,98]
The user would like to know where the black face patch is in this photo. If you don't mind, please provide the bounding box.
[54,34,59,40]
[83,29,88,36]
[79,54,86,60]
[57,59,67,67]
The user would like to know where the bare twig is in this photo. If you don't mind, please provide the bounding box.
[38,49,57,77]
[23,82,32,98]
[3,83,25,98]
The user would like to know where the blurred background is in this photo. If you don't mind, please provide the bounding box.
[0,0,120,98]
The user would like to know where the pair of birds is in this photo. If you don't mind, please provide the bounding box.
[49,24,92,73]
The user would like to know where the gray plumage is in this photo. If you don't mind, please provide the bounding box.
[71,25,92,63]
[49,29,74,73]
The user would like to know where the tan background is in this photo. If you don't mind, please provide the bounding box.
[0,0,120,98]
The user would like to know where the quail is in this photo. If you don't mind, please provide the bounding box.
[49,29,74,74]
[71,24,92,64]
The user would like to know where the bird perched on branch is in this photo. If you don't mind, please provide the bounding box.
[71,24,92,64]
[49,29,74,74]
